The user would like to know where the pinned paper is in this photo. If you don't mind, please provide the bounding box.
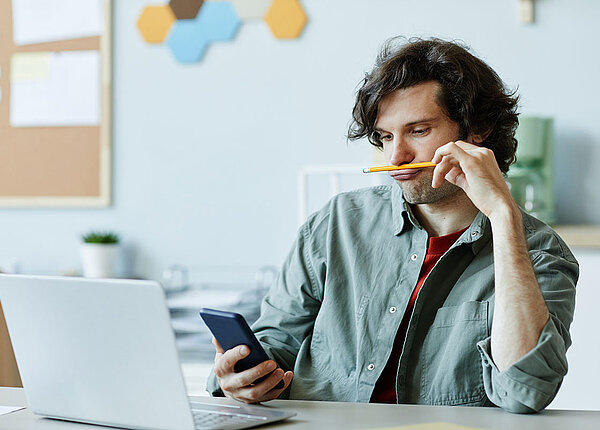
[10,52,50,80]
[10,50,101,127]
[366,423,489,430]
[12,0,103,45]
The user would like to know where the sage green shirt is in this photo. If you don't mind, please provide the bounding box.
[207,185,578,413]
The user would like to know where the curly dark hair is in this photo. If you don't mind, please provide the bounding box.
[348,37,519,173]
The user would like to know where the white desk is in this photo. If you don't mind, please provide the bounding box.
[1,387,599,430]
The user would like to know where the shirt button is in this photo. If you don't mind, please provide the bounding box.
[410,254,418,261]
[389,306,397,314]
[367,363,375,371]
[471,231,479,237]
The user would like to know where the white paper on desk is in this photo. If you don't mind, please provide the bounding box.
[166,290,246,310]
[0,405,25,416]
[12,0,103,46]
[10,50,100,127]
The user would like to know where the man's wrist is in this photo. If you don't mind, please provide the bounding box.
[488,200,522,230]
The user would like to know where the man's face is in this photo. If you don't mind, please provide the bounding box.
[375,81,462,205]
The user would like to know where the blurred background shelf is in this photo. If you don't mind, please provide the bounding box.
[554,225,600,248]
[163,265,278,364]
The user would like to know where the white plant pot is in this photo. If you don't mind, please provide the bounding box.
[80,243,119,278]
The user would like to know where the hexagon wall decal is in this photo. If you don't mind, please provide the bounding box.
[137,5,176,44]
[169,0,204,19]
[231,0,272,20]
[196,1,241,42]
[137,0,308,64]
[166,19,210,63]
[264,0,307,39]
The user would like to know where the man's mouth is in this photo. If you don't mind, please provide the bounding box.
[390,169,422,181]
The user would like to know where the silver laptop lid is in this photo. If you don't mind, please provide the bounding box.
[0,274,195,430]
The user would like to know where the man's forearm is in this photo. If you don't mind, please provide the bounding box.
[489,205,550,372]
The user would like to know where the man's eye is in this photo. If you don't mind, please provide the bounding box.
[412,128,429,136]
[381,134,393,141]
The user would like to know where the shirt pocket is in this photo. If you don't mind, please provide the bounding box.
[420,300,488,405]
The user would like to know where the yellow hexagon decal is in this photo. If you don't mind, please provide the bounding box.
[264,0,307,39]
[137,5,176,44]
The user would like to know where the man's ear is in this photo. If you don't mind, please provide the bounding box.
[470,129,492,145]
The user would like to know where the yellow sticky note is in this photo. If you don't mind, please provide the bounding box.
[11,52,50,81]
[366,423,489,430]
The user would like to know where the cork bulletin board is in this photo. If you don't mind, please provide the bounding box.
[0,0,111,207]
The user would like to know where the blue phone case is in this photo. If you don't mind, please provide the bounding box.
[199,308,285,389]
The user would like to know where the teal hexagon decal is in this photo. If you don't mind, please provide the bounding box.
[166,19,210,63]
[196,1,241,42]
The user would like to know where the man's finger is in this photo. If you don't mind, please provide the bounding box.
[236,369,291,404]
[431,155,460,188]
[235,370,282,404]
[217,345,250,373]
[262,368,285,391]
[233,360,277,387]
[260,371,294,402]
[451,140,477,151]
[444,166,465,186]
[432,141,470,165]
[272,370,293,393]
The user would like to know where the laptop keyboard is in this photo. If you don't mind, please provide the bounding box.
[192,409,267,430]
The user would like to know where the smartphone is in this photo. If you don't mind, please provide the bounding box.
[199,308,285,389]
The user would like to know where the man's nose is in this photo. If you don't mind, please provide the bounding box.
[389,138,413,165]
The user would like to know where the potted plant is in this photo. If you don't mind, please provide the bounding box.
[80,231,120,278]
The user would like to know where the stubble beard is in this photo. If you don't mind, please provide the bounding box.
[397,170,462,205]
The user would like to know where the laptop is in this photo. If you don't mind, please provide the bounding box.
[0,274,296,430]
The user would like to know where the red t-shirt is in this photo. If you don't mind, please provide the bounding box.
[370,227,467,403]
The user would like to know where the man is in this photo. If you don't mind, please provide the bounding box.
[207,38,578,413]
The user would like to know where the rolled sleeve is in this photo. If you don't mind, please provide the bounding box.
[476,231,578,413]
[477,317,569,413]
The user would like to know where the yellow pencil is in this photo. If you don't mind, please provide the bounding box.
[362,162,436,173]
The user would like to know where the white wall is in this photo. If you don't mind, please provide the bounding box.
[1,0,599,280]
[549,249,600,410]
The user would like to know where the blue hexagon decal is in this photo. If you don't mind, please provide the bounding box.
[196,1,240,42]
[165,19,209,63]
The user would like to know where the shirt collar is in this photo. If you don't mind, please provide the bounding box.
[391,185,425,235]
[391,185,408,235]
[456,211,491,254]
[390,184,491,250]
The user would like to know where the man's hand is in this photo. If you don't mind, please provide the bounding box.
[212,337,294,403]
[431,141,517,221]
